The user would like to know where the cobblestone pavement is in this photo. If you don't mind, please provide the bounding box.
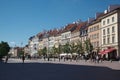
[7,58,120,70]
[0,58,120,80]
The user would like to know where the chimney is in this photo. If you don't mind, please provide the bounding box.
[108,4,120,12]
[88,17,95,24]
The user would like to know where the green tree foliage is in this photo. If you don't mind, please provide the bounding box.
[38,49,43,56]
[58,44,62,54]
[42,47,47,56]
[70,42,77,54]
[63,42,70,53]
[18,50,24,57]
[51,45,58,60]
[0,41,10,58]
[76,40,84,55]
[52,45,58,55]
[84,39,93,53]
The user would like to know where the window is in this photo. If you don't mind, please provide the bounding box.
[107,37,110,44]
[112,17,114,22]
[92,27,93,32]
[62,35,64,39]
[94,27,95,31]
[90,28,92,32]
[103,38,105,44]
[103,36,106,44]
[97,25,99,30]
[68,33,70,37]
[92,35,93,39]
[103,21,105,25]
[112,26,115,33]
[103,29,105,35]
[97,33,99,38]
[89,28,91,32]
[107,19,109,24]
[94,34,96,39]
[94,26,97,31]
[107,28,110,34]
[112,36,115,43]
[65,34,67,38]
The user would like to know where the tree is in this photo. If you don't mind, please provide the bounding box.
[96,47,100,54]
[70,42,77,54]
[0,41,10,59]
[57,43,62,61]
[42,47,47,56]
[84,39,93,54]
[53,45,58,55]
[58,43,62,54]
[76,40,84,55]
[52,45,58,61]
[69,42,77,61]
[38,49,43,56]
[62,42,71,61]
[38,47,47,60]
[63,42,70,54]
[18,50,24,58]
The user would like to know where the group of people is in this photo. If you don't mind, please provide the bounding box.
[5,55,25,63]
[4,52,120,63]
[83,52,119,63]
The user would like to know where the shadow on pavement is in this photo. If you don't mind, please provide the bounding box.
[0,62,120,80]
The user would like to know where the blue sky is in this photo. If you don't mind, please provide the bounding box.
[0,0,120,47]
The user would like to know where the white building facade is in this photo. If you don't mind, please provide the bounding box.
[100,7,120,57]
[61,31,71,45]
[29,36,39,56]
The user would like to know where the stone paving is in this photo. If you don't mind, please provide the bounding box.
[7,58,120,70]
[0,58,120,80]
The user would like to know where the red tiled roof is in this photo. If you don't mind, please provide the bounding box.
[48,29,59,36]
[63,24,76,32]
[72,22,87,33]
[72,23,83,33]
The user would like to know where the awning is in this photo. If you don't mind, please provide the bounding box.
[99,48,116,55]
[99,50,105,54]
[104,48,116,53]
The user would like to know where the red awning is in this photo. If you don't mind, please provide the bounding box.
[99,50,105,54]
[99,48,116,55]
[99,51,104,54]
[104,48,116,53]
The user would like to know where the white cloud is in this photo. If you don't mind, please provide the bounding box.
[10,42,15,44]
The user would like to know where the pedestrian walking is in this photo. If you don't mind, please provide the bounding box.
[59,56,61,62]
[5,55,9,63]
[22,55,25,63]
[96,55,99,63]
[100,55,103,62]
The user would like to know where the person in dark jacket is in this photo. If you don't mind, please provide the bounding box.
[22,55,25,63]
[5,55,9,63]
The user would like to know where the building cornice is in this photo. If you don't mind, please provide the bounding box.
[99,8,120,19]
